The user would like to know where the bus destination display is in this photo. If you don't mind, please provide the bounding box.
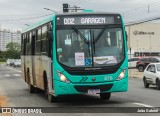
[56,15,121,25]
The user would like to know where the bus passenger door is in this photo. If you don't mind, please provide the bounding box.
[31,34,36,86]
[47,24,54,93]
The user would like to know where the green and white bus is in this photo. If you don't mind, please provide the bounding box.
[21,12,128,102]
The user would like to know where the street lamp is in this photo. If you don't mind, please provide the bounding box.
[136,38,139,57]
[24,24,30,26]
[43,8,58,13]
[149,36,151,56]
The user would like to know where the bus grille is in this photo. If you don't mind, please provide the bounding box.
[74,84,113,93]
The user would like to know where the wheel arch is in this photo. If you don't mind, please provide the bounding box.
[43,70,48,91]
[26,67,30,84]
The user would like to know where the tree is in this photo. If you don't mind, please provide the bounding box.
[6,42,21,59]
[0,51,7,62]
[6,42,21,52]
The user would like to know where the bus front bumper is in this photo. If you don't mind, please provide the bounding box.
[54,78,128,96]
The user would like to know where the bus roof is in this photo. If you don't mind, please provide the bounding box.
[22,14,55,33]
[55,12,121,16]
[22,12,121,33]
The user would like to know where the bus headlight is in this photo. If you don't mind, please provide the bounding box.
[57,71,70,83]
[116,69,126,80]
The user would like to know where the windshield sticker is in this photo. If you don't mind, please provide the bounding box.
[65,39,71,46]
[85,58,92,66]
[94,56,117,64]
[57,48,62,53]
[75,52,85,66]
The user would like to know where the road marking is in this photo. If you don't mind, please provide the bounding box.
[133,103,154,107]
[4,74,21,77]
[13,74,21,76]
[5,66,21,73]
[5,74,10,77]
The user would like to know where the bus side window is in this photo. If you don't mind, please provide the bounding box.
[41,25,47,54]
[21,34,24,55]
[48,22,52,58]
[35,28,41,54]
[26,33,31,55]
[23,34,26,55]
[31,31,36,55]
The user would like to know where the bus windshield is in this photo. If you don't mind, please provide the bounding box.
[56,25,124,67]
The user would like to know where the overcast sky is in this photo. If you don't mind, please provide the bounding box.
[0,0,159,30]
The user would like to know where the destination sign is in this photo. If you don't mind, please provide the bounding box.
[56,15,121,25]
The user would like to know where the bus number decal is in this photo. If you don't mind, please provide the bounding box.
[104,76,113,81]
[64,18,75,25]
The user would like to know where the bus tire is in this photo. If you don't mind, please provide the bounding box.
[156,79,160,90]
[143,77,149,88]
[27,70,35,93]
[48,93,57,103]
[100,92,111,100]
[44,72,57,103]
[138,66,144,72]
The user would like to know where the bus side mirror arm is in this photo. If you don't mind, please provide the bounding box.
[47,30,52,58]
[48,31,52,40]
[125,31,128,41]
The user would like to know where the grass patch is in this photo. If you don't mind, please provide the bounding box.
[0,62,5,64]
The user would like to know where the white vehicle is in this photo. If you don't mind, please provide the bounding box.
[13,60,21,67]
[6,59,14,65]
[143,63,160,90]
[6,59,11,65]
[128,57,140,68]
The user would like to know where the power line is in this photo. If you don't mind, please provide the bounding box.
[121,0,160,14]
[125,16,160,26]
[0,13,52,16]
[122,3,160,17]
[122,2,160,22]
[0,13,53,22]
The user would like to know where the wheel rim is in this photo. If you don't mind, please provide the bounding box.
[139,66,143,71]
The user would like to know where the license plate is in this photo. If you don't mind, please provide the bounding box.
[88,89,100,94]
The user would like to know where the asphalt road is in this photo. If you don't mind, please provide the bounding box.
[0,65,160,116]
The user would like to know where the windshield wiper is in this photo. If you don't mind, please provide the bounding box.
[72,27,89,44]
[93,26,107,44]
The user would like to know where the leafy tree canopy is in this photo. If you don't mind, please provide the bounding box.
[6,42,21,52]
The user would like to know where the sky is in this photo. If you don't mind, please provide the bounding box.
[0,0,160,30]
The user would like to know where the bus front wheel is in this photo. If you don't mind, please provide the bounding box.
[48,93,57,103]
[44,73,57,103]
[100,92,111,100]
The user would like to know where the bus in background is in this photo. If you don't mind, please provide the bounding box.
[21,12,128,102]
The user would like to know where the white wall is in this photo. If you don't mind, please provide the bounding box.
[126,23,160,54]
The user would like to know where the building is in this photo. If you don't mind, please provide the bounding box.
[126,23,160,57]
[0,29,21,51]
